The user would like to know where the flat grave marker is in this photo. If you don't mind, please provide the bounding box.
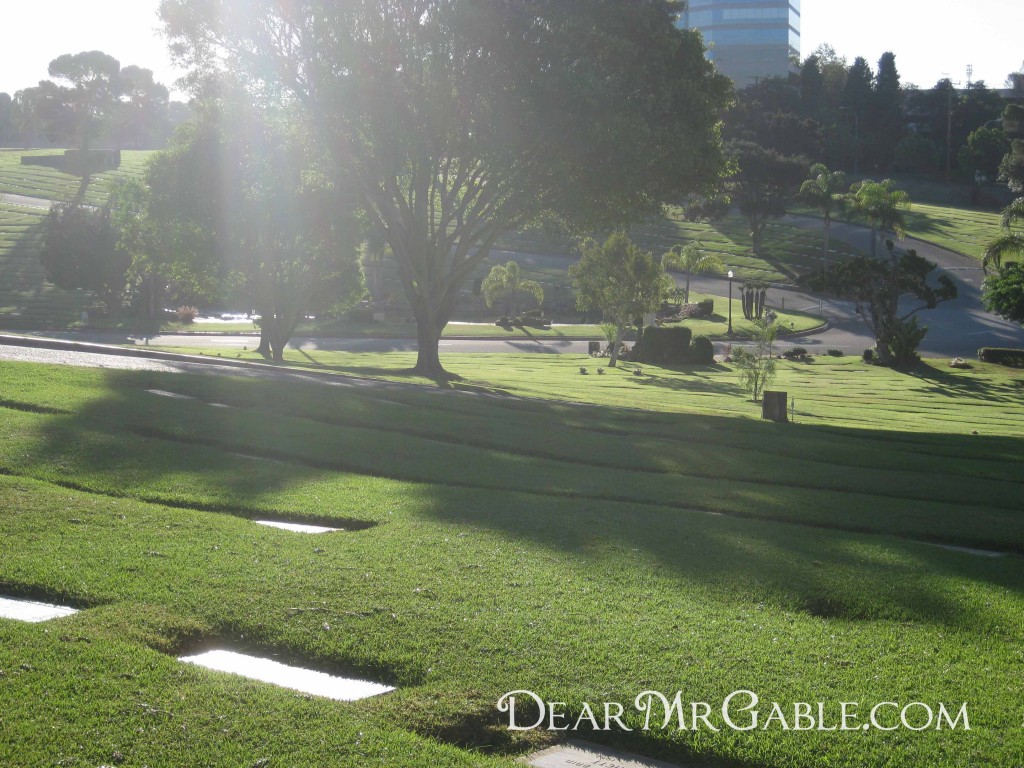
[0,596,78,623]
[179,649,395,701]
[254,520,341,534]
[525,740,687,768]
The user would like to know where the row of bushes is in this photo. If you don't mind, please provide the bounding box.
[978,347,1024,367]
[634,326,714,365]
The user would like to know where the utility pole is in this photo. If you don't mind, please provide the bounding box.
[942,72,965,183]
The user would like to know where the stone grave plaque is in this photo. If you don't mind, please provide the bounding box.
[525,740,687,768]
[180,649,395,701]
[0,595,78,623]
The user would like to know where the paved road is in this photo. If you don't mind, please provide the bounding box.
[10,330,595,355]
[495,219,1024,358]
[0,193,56,210]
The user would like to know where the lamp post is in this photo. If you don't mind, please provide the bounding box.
[727,269,734,337]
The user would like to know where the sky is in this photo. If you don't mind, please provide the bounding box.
[0,1,1022,100]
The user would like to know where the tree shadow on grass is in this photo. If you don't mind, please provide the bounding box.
[14,363,1024,636]
[894,361,1024,403]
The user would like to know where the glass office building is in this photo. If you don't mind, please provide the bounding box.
[681,1,801,87]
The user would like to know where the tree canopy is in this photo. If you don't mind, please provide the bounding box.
[798,162,846,261]
[724,140,807,261]
[119,92,363,359]
[481,261,543,317]
[662,241,723,304]
[807,241,956,366]
[569,233,672,367]
[847,179,911,258]
[160,0,733,376]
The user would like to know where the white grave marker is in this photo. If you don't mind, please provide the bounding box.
[0,596,78,623]
[180,650,394,701]
[526,740,687,768]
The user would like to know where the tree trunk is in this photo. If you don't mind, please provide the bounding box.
[823,217,831,262]
[870,226,878,258]
[146,274,158,320]
[684,275,691,305]
[607,323,624,368]
[414,312,446,376]
[255,308,272,357]
[751,227,763,256]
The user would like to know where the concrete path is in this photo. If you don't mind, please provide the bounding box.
[0,193,55,210]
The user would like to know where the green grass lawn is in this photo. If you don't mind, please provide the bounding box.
[1,355,1022,767]
[0,148,154,205]
[902,202,1005,261]
[793,199,1006,263]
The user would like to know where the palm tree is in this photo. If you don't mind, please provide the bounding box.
[983,197,1024,272]
[481,260,543,317]
[661,241,724,304]
[848,179,910,258]
[798,163,846,263]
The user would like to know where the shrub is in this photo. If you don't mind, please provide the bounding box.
[637,325,692,364]
[689,335,714,364]
[978,347,1024,367]
[782,346,808,359]
[733,321,778,401]
[175,305,199,323]
[678,299,714,319]
[863,348,875,363]
[346,304,375,322]
[826,348,845,357]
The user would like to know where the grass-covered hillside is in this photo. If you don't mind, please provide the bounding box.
[0,149,154,328]
[1,357,1022,767]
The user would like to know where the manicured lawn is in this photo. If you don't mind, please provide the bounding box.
[0,149,154,206]
[793,200,1005,262]
[902,202,1005,261]
[1,356,1022,767]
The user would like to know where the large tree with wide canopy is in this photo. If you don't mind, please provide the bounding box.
[160,0,732,375]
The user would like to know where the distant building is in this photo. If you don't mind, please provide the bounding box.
[680,1,801,88]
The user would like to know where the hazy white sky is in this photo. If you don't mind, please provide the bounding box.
[0,1,1021,99]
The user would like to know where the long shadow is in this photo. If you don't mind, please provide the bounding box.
[895,361,1024,403]
[12,364,1024,637]
[0,216,85,330]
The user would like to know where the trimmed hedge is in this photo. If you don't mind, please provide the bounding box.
[978,347,1024,367]
[637,325,692,364]
[638,326,716,365]
[690,335,714,364]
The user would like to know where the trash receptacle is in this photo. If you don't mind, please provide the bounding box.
[762,391,788,422]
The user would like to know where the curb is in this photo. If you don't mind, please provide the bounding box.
[0,332,280,371]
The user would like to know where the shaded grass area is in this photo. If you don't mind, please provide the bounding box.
[144,348,1024,437]
[902,202,1004,261]
[1,360,1023,766]
[792,200,1005,262]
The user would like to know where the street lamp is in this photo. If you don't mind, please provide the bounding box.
[727,269,734,337]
